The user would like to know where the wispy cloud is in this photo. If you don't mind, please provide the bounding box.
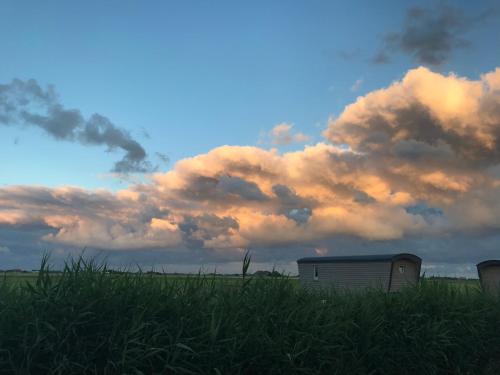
[350,78,363,93]
[268,123,310,145]
[155,152,170,166]
[336,49,362,61]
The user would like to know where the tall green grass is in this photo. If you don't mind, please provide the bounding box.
[0,256,499,374]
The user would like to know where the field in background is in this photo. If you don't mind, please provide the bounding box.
[1,271,480,288]
[1,271,295,288]
[0,258,498,374]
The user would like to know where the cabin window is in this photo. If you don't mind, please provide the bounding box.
[313,265,319,281]
[399,265,406,274]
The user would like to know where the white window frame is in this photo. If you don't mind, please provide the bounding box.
[399,265,406,274]
[313,265,319,281]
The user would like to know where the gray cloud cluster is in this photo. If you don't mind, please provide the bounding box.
[272,184,314,224]
[374,4,494,65]
[0,79,152,173]
[179,214,239,249]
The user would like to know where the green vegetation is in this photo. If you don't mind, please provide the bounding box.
[0,257,499,374]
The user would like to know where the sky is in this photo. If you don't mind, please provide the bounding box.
[0,0,499,276]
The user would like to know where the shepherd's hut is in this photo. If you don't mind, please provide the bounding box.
[477,260,500,294]
[297,253,421,292]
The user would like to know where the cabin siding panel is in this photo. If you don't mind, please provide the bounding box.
[479,265,500,294]
[389,260,419,292]
[298,262,392,291]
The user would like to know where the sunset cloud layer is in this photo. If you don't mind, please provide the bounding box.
[1,67,500,269]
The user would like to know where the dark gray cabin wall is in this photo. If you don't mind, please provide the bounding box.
[389,259,420,292]
[298,261,392,291]
[478,265,500,294]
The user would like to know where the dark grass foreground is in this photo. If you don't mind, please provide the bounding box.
[0,258,499,375]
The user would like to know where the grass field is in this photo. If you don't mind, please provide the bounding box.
[0,257,498,374]
[0,272,479,288]
[0,271,265,288]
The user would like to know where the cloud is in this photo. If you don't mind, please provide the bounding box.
[1,67,500,271]
[272,184,315,224]
[179,214,239,249]
[0,186,182,250]
[325,66,500,166]
[0,246,10,254]
[0,79,152,173]
[156,152,170,165]
[314,247,328,256]
[325,66,500,232]
[372,50,390,64]
[336,49,361,61]
[374,4,495,65]
[268,123,310,145]
[350,78,363,93]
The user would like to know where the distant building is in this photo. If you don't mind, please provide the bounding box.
[297,253,421,292]
[476,260,500,294]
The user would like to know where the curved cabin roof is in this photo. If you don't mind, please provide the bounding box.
[297,253,421,265]
[476,260,500,270]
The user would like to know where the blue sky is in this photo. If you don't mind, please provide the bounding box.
[1,0,498,189]
[1,1,500,274]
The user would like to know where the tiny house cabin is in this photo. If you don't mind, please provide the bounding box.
[477,260,500,294]
[297,253,421,292]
